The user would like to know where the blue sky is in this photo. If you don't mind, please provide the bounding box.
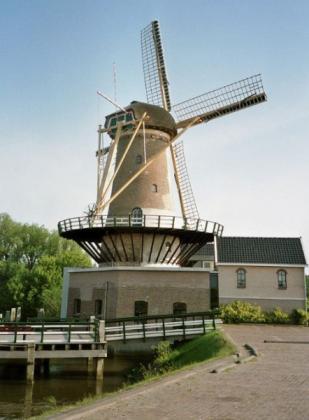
[0,0,309,261]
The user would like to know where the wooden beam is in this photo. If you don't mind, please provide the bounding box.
[98,116,200,213]
[97,113,148,210]
[169,143,186,219]
[96,123,123,205]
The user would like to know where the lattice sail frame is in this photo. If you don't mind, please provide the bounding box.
[173,74,266,128]
[141,20,171,111]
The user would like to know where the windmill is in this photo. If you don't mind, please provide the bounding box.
[58,20,266,267]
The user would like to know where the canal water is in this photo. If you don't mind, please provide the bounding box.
[0,354,151,418]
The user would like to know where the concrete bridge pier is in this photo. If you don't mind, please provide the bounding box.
[26,343,35,384]
[24,382,34,418]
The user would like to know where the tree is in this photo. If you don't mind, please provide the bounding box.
[0,213,92,319]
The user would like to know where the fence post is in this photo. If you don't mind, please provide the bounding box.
[122,321,126,343]
[202,315,206,334]
[68,322,71,343]
[14,322,18,344]
[98,320,105,342]
[162,318,166,340]
[10,308,16,322]
[142,321,146,342]
[40,321,45,344]
[182,317,186,340]
[212,313,216,330]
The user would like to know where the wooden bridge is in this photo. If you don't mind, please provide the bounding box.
[0,311,220,382]
[0,319,107,383]
[0,311,220,345]
[104,311,221,343]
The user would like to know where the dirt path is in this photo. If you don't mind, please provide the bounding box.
[50,325,309,420]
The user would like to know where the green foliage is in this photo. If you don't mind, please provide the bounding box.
[0,213,92,319]
[290,308,308,325]
[220,300,266,324]
[265,307,290,324]
[126,331,235,384]
[221,301,308,325]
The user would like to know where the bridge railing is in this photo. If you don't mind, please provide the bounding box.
[0,320,101,344]
[105,311,221,343]
[0,312,221,344]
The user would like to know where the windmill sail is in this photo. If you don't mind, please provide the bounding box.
[170,140,199,221]
[141,21,171,111]
[173,74,266,128]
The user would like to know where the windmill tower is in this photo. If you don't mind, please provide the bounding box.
[58,21,266,268]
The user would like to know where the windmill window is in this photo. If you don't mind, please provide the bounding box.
[73,298,81,315]
[126,113,133,122]
[277,270,287,289]
[173,302,187,315]
[236,269,246,288]
[131,207,143,226]
[95,299,103,316]
[134,300,148,317]
[132,207,143,218]
[152,184,158,193]
[110,117,117,127]
[136,154,143,164]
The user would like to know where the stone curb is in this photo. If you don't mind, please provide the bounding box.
[211,343,258,373]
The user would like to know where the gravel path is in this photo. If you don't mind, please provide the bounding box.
[50,325,309,420]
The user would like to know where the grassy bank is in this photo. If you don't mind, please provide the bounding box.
[37,331,235,418]
[127,330,236,384]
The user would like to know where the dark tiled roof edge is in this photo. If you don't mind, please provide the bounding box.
[216,236,307,265]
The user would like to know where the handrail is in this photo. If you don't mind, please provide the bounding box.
[105,310,219,324]
[58,215,224,236]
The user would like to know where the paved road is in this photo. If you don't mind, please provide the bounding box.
[52,325,309,420]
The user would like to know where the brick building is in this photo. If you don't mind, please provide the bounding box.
[61,236,307,318]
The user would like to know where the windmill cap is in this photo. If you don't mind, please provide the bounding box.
[105,101,177,136]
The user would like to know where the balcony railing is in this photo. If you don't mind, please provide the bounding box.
[58,215,224,236]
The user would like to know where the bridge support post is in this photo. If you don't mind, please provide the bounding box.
[95,320,105,382]
[88,357,94,374]
[24,382,34,418]
[26,343,35,384]
[99,320,105,341]
[96,357,104,381]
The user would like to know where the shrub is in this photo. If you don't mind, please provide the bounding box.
[290,308,308,325]
[220,301,266,324]
[265,307,290,324]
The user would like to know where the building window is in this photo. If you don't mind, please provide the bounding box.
[134,300,148,317]
[173,302,187,315]
[236,269,246,288]
[151,184,158,193]
[73,298,81,315]
[95,299,103,316]
[277,270,287,289]
[136,154,142,164]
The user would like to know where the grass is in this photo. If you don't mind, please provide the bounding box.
[125,330,236,384]
[168,331,235,367]
[35,331,236,418]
